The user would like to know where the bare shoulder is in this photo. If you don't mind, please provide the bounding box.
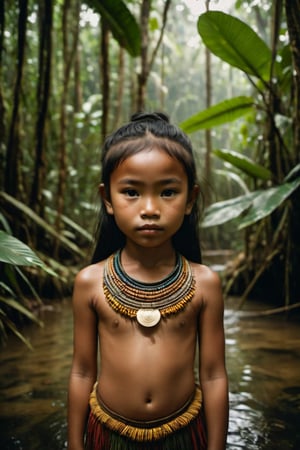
[72,261,105,308]
[74,261,104,286]
[191,262,221,286]
[190,262,223,306]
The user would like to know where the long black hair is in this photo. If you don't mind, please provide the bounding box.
[91,112,202,263]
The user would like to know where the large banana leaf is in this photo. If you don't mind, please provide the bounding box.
[201,177,300,229]
[238,177,300,229]
[0,230,45,267]
[84,0,141,57]
[214,148,272,180]
[201,192,258,227]
[197,11,272,80]
[180,96,254,133]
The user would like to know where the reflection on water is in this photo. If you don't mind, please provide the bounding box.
[0,299,299,449]
[225,303,300,450]
[0,302,72,450]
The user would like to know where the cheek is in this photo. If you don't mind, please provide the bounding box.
[112,202,133,222]
[167,204,187,224]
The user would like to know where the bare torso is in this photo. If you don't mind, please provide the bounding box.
[92,261,203,421]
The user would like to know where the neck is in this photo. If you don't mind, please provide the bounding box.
[120,242,177,282]
[123,242,176,267]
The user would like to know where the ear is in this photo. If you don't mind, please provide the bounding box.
[185,184,199,215]
[99,183,114,215]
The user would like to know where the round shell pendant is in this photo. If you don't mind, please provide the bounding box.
[136,309,161,327]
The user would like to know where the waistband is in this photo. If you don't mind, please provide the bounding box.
[89,383,202,441]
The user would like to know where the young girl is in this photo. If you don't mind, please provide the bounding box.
[67,112,228,450]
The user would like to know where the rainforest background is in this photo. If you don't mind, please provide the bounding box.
[0,0,300,344]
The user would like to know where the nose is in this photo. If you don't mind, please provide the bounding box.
[140,196,160,219]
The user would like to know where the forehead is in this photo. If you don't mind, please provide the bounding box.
[111,147,187,180]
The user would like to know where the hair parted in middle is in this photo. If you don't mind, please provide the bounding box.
[91,112,202,264]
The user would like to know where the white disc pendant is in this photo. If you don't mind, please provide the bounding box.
[136,309,161,327]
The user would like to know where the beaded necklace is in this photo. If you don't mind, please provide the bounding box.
[103,250,195,327]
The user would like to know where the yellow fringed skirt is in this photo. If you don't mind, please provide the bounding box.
[85,383,207,450]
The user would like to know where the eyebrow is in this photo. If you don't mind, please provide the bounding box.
[117,178,183,186]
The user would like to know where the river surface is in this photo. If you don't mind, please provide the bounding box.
[0,298,299,449]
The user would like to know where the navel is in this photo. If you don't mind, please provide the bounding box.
[145,395,152,405]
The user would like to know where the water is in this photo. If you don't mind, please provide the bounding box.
[0,302,72,450]
[0,299,299,449]
[225,303,300,450]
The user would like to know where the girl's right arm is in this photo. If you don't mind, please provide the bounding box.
[67,268,99,450]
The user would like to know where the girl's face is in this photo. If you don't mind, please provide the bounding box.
[101,147,197,250]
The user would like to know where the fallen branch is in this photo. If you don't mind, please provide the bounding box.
[239,301,300,318]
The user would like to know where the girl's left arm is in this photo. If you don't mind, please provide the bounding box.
[198,268,229,450]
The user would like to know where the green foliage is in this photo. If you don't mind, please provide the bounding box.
[0,227,46,348]
[0,192,86,259]
[201,192,257,228]
[180,96,254,132]
[182,7,300,305]
[213,149,272,180]
[197,11,272,80]
[0,230,48,267]
[237,176,300,229]
[84,0,141,57]
[202,167,300,229]
[183,9,298,231]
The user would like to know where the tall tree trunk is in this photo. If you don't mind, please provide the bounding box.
[204,0,212,206]
[113,47,125,129]
[266,0,284,181]
[69,11,82,214]
[30,0,53,215]
[74,45,82,114]
[54,0,78,255]
[4,0,27,198]
[159,43,165,110]
[71,31,82,173]
[285,0,300,164]
[137,0,150,111]
[137,0,171,111]
[285,0,300,302]
[0,0,5,190]
[100,17,110,142]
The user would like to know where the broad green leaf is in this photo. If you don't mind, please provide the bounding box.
[85,0,141,57]
[201,192,258,228]
[198,11,272,80]
[180,96,254,133]
[214,148,272,180]
[201,177,300,229]
[0,230,45,267]
[238,178,300,229]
